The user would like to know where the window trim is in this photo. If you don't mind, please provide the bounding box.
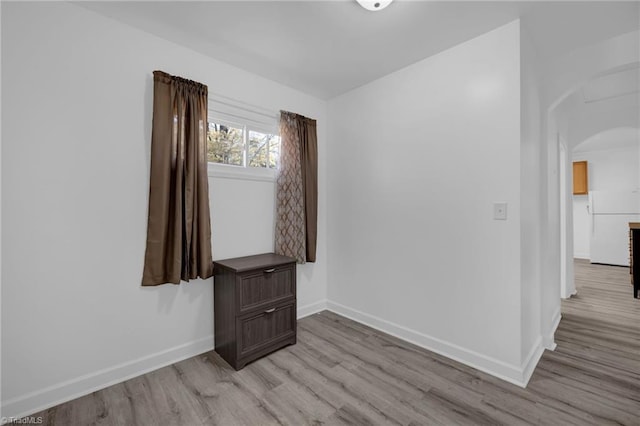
[207,162,276,182]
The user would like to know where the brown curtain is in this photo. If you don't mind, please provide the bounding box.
[275,111,318,263]
[142,71,213,285]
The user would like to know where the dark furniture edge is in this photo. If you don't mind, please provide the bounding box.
[214,252,296,273]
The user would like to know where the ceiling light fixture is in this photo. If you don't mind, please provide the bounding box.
[356,0,394,12]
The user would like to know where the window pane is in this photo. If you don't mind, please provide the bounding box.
[249,131,280,169]
[207,122,244,166]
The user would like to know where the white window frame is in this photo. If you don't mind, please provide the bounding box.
[206,98,279,182]
[207,161,276,182]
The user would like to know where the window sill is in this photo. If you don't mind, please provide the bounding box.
[207,162,276,182]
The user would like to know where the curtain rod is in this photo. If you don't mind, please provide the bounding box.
[208,92,279,120]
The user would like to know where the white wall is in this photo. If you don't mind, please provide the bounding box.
[539,115,562,349]
[573,195,590,258]
[327,21,532,384]
[0,1,3,420]
[1,2,327,418]
[520,25,544,373]
[572,144,640,259]
[559,134,576,298]
[574,148,639,191]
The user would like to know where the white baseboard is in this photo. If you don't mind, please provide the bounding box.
[521,337,545,386]
[561,288,577,300]
[326,301,536,388]
[4,297,553,419]
[573,253,590,260]
[1,335,214,421]
[297,299,327,319]
[542,307,562,350]
[2,297,330,421]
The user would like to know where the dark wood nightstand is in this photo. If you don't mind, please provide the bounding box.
[213,253,297,369]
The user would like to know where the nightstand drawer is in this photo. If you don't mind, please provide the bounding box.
[237,302,296,358]
[239,265,295,313]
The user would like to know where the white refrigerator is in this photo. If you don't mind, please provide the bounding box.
[589,190,640,266]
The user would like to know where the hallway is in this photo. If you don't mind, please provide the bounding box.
[527,259,640,423]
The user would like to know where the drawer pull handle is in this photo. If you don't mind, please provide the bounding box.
[264,268,276,273]
[264,308,276,314]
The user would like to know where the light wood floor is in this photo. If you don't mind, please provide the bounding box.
[32,260,640,425]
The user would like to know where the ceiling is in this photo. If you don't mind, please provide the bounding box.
[582,64,640,103]
[574,127,640,153]
[552,62,640,147]
[79,1,640,99]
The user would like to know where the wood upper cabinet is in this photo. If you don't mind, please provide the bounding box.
[573,161,588,195]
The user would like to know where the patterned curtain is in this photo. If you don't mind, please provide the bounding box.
[142,71,213,285]
[275,111,318,263]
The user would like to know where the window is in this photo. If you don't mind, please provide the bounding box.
[249,130,280,169]
[207,122,244,166]
[207,119,280,170]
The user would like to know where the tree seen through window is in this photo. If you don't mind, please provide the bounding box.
[207,121,280,169]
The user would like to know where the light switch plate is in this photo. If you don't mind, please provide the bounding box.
[493,203,507,220]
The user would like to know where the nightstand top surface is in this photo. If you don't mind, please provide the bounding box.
[214,252,296,273]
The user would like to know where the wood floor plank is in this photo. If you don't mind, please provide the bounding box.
[29,260,640,425]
